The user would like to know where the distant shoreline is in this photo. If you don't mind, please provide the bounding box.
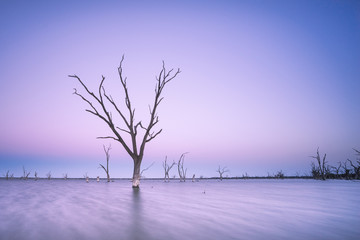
[0,176,331,181]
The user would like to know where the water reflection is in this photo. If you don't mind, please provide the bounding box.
[128,188,145,240]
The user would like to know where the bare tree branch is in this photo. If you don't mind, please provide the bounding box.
[116,127,131,135]
[99,144,111,182]
[70,57,180,188]
[163,156,176,182]
[140,162,155,178]
[177,152,189,182]
[309,147,328,180]
[146,129,163,143]
[97,136,119,141]
[216,166,229,181]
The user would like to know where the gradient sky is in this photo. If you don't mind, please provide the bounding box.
[1,0,359,178]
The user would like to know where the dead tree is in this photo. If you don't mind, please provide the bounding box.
[140,161,155,178]
[216,166,229,181]
[347,148,360,179]
[84,172,89,182]
[275,170,285,179]
[331,162,342,179]
[22,166,30,180]
[310,147,328,180]
[177,153,188,182]
[34,171,38,181]
[46,171,51,180]
[69,56,180,188]
[342,161,351,180]
[4,170,10,180]
[162,156,176,182]
[63,173,68,180]
[99,144,111,182]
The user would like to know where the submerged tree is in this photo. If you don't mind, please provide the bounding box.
[84,172,89,183]
[342,161,351,180]
[310,147,329,180]
[99,144,112,182]
[216,166,229,181]
[69,56,180,188]
[4,170,10,180]
[331,162,342,179]
[162,156,176,182]
[274,170,285,179]
[46,171,52,180]
[22,166,31,180]
[177,153,188,182]
[348,148,360,179]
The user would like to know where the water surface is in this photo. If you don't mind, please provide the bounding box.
[0,179,359,240]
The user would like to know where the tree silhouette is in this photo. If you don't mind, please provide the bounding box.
[163,156,176,182]
[69,56,180,188]
[100,144,112,182]
[310,147,329,180]
[216,166,229,180]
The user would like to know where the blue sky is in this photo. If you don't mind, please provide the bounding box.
[0,0,359,178]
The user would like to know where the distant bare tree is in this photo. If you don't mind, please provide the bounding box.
[216,166,229,181]
[84,172,89,182]
[348,160,360,179]
[34,171,38,181]
[331,162,342,179]
[69,56,180,188]
[162,156,176,182]
[140,161,155,178]
[99,144,111,182]
[275,170,285,179]
[177,153,188,182]
[310,147,328,180]
[63,173,68,180]
[22,166,31,180]
[4,170,10,180]
[242,172,249,179]
[347,148,360,179]
[341,161,351,180]
[46,171,51,180]
[192,174,196,182]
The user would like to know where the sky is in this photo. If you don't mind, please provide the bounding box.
[0,0,359,178]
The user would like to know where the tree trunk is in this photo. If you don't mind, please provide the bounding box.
[132,157,142,188]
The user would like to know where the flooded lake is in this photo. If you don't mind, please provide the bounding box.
[0,179,359,240]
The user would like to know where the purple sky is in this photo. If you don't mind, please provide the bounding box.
[1,0,359,178]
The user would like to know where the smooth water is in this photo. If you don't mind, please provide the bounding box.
[0,179,359,240]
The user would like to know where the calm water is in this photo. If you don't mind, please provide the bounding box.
[0,179,359,240]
